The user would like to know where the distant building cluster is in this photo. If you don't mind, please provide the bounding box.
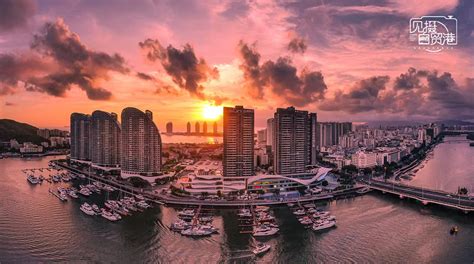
[319,123,444,169]
[70,107,162,178]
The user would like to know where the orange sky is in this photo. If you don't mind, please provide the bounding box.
[1,0,473,130]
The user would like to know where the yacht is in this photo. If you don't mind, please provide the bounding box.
[52,175,61,183]
[312,211,330,218]
[68,190,79,199]
[80,203,96,216]
[178,209,196,217]
[136,200,151,209]
[79,187,91,196]
[27,175,40,184]
[253,243,271,256]
[102,185,115,192]
[312,220,336,231]
[92,204,101,214]
[62,174,71,182]
[181,226,213,237]
[135,194,145,200]
[101,209,121,222]
[293,209,306,216]
[253,225,279,237]
[257,214,275,222]
[170,220,191,231]
[58,192,68,202]
[298,217,313,225]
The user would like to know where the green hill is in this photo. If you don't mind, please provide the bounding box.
[0,119,45,144]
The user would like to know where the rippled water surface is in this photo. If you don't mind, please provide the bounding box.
[1,145,474,263]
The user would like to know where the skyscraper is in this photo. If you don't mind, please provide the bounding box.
[195,121,200,134]
[121,107,162,178]
[70,113,91,161]
[223,106,254,177]
[273,107,318,174]
[203,121,208,134]
[166,122,173,134]
[90,110,121,168]
[213,121,218,134]
[187,122,191,134]
[266,118,274,150]
[308,113,318,166]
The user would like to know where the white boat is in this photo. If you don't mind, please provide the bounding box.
[258,214,275,222]
[356,186,371,194]
[312,220,336,231]
[79,188,91,196]
[170,220,191,231]
[58,192,68,201]
[68,190,79,199]
[135,194,145,200]
[181,226,213,237]
[80,203,96,216]
[27,175,40,184]
[92,204,101,214]
[253,243,271,256]
[312,211,330,218]
[101,209,120,221]
[298,217,313,225]
[293,209,306,216]
[178,209,195,217]
[136,201,151,209]
[253,225,279,237]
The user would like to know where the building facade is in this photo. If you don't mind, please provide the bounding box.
[90,110,121,169]
[120,107,162,178]
[223,106,255,177]
[274,107,309,175]
[70,113,92,161]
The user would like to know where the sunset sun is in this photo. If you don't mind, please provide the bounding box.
[202,104,222,120]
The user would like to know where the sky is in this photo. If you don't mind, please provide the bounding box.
[0,0,473,130]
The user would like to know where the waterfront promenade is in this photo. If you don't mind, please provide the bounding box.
[53,160,364,208]
[361,178,474,213]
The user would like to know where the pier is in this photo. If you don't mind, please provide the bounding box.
[361,178,474,213]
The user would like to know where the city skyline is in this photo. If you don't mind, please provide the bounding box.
[1,0,473,130]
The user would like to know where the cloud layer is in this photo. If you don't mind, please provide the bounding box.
[0,18,129,100]
[139,39,219,99]
[0,0,36,32]
[238,41,327,107]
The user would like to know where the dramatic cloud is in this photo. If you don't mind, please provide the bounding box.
[287,37,307,53]
[136,72,155,81]
[319,68,474,119]
[238,41,327,107]
[0,18,129,100]
[238,41,265,99]
[319,76,390,113]
[0,0,36,32]
[139,38,219,99]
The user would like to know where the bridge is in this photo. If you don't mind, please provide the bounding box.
[360,178,474,213]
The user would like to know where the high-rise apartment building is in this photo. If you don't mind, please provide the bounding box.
[120,107,162,178]
[223,106,254,177]
[166,122,173,134]
[70,113,92,161]
[195,122,200,134]
[90,110,121,168]
[186,122,191,134]
[274,107,311,175]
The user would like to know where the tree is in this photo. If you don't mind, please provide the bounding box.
[458,187,469,195]
[296,186,307,195]
[342,164,358,174]
[129,177,151,188]
[217,190,222,197]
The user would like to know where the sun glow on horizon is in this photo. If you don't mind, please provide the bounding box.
[202,104,223,120]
